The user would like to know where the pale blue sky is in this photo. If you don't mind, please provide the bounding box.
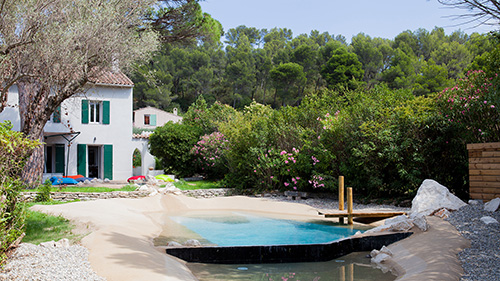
[200,0,497,41]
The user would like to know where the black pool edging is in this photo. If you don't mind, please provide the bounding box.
[166,232,412,264]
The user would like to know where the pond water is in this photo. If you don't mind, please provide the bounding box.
[160,211,369,246]
[187,252,396,281]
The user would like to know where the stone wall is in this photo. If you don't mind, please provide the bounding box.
[20,191,151,202]
[20,188,235,202]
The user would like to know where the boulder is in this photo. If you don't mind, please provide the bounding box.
[411,179,467,216]
[167,241,182,247]
[372,253,391,264]
[480,216,499,225]
[409,212,429,231]
[484,198,500,212]
[433,208,451,219]
[468,199,483,205]
[365,215,414,233]
[183,239,201,247]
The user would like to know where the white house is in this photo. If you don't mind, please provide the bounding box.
[133,106,182,129]
[0,71,154,181]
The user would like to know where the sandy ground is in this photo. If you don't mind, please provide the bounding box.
[32,194,470,281]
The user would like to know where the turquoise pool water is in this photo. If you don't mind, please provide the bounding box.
[168,212,367,246]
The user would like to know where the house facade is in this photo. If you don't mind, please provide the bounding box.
[133,106,182,129]
[0,72,150,181]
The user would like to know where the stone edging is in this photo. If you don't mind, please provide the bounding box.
[20,191,151,202]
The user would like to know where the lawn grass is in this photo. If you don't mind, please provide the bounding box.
[23,184,137,193]
[23,202,80,245]
[173,180,221,190]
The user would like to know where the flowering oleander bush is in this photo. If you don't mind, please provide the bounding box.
[191,132,229,179]
[437,70,500,143]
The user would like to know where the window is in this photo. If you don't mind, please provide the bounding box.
[89,101,101,123]
[82,100,110,124]
[144,114,150,125]
[49,106,61,123]
[144,114,156,126]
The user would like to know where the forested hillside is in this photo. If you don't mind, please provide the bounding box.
[131,26,497,112]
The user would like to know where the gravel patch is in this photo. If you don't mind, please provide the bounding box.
[0,243,105,281]
[447,203,500,281]
[265,194,410,213]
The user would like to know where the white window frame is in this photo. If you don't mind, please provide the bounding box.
[89,101,102,124]
[144,114,151,125]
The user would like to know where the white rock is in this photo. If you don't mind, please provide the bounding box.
[480,216,499,225]
[146,175,158,185]
[372,253,391,264]
[167,241,182,247]
[55,238,70,248]
[183,239,201,247]
[84,179,91,184]
[365,215,414,233]
[138,186,150,192]
[468,199,482,205]
[411,179,467,216]
[103,178,110,183]
[379,246,393,257]
[433,208,451,219]
[39,240,56,248]
[370,249,380,258]
[409,212,429,231]
[484,198,500,212]
[149,190,159,197]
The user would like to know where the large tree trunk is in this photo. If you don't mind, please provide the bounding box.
[17,81,52,187]
[21,136,44,187]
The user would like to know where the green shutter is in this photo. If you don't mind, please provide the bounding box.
[53,106,61,123]
[55,144,65,174]
[103,145,113,180]
[103,101,110,124]
[77,144,87,176]
[81,100,89,124]
[150,114,157,126]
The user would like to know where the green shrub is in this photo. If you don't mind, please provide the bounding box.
[0,121,40,264]
[191,132,229,179]
[437,70,500,143]
[34,180,52,202]
[148,121,202,177]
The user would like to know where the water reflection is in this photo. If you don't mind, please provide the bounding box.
[187,252,395,281]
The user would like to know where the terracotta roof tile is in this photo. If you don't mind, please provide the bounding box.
[89,70,134,87]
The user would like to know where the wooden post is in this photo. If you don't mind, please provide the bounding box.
[347,187,353,225]
[339,176,344,211]
[339,265,345,281]
[348,263,354,281]
[339,176,345,224]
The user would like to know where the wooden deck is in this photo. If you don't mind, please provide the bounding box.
[319,210,407,224]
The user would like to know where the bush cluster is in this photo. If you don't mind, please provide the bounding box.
[0,121,40,264]
[149,72,500,199]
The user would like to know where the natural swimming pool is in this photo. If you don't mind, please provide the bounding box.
[158,211,370,246]
[187,251,396,281]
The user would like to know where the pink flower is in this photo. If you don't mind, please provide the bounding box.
[285,160,289,164]
[284,182,289,186]
[280,150,287,155]
[293,186,297,190]
[491,105,496,108]
[254,170,257,173]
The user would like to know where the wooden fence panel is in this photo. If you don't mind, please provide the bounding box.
[467,142,500,201]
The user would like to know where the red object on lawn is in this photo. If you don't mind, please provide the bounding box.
[127,175,145,182]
